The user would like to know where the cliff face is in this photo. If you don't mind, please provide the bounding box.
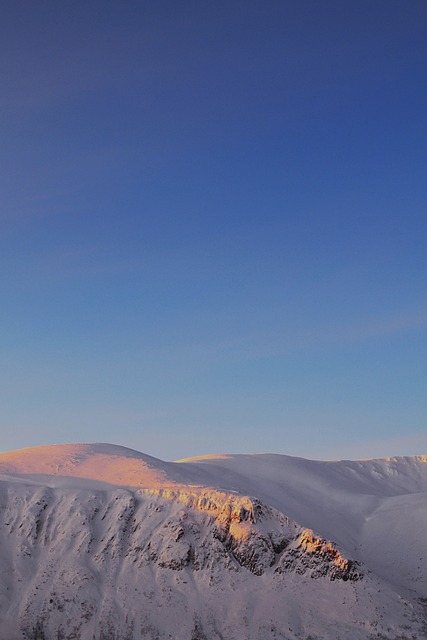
[0,480,423,640]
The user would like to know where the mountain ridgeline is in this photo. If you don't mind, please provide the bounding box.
[0,443,426,639]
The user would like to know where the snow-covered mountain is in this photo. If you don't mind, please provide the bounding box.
[0,443,426,640]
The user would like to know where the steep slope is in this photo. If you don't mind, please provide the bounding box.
[0,443,426,640]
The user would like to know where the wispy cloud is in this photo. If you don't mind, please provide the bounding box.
[151,305,427,368]
[337,308,427,342]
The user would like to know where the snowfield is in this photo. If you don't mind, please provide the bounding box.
[0,443,426,639]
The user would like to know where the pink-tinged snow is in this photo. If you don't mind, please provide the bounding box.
[0,442,174,489]
[0,443,426,639]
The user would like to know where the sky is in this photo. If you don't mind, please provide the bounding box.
[1,0,426,461]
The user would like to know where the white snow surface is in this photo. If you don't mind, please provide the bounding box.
[0,442,426,640]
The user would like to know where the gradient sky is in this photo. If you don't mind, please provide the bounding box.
[1,1,426,461]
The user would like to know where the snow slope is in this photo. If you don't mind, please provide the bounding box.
[0,443,426,640]
[0,443,173,489]
[176,453,427,600]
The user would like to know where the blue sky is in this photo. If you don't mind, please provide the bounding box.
[1,1,426,460]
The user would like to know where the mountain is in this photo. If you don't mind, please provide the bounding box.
[0,443,426,640]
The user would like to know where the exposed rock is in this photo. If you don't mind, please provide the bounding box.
[275,528,362,581]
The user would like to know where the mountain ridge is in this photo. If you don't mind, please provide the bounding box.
[0,442,426,639]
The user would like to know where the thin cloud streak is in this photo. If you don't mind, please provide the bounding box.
[152,306,427,366]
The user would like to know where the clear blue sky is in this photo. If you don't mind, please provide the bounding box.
[1,1,426,460]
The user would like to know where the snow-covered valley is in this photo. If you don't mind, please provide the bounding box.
[0,443,426,639]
